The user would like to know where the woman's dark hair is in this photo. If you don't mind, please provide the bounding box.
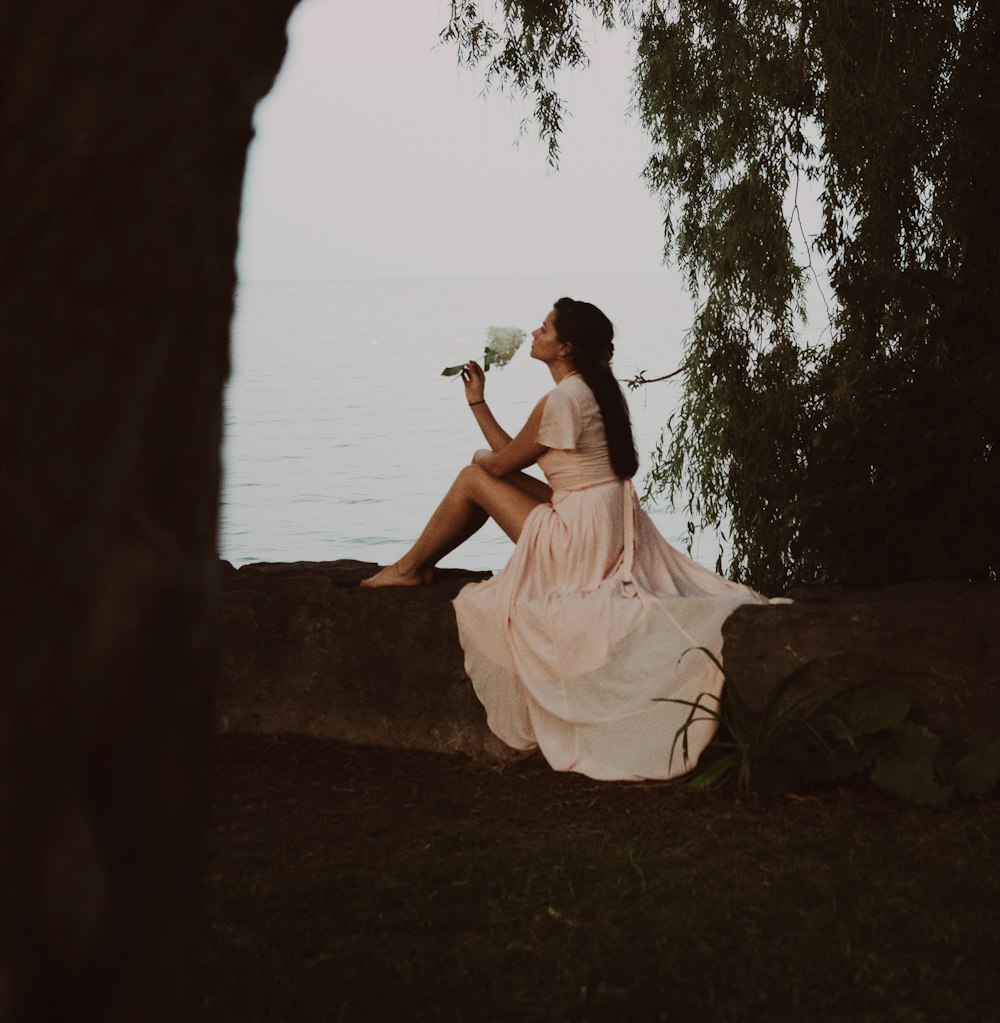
[553,297,638,479]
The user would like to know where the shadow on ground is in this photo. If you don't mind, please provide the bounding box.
[200,734,1000,1022]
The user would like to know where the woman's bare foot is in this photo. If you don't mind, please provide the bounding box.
[359,563,435,588]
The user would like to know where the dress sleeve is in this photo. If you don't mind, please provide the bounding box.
[536,385,584,449]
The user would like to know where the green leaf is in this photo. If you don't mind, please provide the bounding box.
[441,364,464,377]
[824,689,911,739]
[685,751,741,791]
[822,739,881,781]
[661,690,722,770]
[871,722,952,807]
[952,741,1000,797]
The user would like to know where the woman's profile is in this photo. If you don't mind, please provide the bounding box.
[362,297,769,780]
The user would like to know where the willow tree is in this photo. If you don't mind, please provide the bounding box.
[442,0,1000,590]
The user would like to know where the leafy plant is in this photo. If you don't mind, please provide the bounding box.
[663,649,1000,806]
[663,648,902,795]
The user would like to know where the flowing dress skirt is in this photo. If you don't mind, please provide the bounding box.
[453,480,768,781]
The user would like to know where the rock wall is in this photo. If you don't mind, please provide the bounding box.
[723,583,1000,752]
[219,563,1000,759]
[219,560,510,760]
[1,4,296,1020]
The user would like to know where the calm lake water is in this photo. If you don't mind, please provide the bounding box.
[221,272,726,571]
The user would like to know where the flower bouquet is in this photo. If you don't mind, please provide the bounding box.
[442,326,527,377]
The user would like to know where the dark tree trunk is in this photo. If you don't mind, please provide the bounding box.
[0,3,295,1018]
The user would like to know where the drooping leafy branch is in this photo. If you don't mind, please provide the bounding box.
[440,1,618,164]
[442,1,1000,590]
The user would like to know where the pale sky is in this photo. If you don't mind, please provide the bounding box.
[236,0,668,281]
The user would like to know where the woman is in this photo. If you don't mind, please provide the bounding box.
[362,297,768,781]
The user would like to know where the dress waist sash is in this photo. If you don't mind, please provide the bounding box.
[550,478,639,595]
[549,477,620,503]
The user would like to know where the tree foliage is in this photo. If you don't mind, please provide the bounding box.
[443,1,1000,590]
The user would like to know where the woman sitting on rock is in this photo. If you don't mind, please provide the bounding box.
[361,297,768,780]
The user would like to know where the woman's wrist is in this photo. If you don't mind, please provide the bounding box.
[468,399,486,407]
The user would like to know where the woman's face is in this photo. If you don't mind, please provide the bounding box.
[530,309,571,365]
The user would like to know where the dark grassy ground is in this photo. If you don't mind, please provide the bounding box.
[199,734,1000,1022]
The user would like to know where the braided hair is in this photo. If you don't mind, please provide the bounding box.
[553,297,638,480]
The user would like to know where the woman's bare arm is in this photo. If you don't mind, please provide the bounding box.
[462,360,513,451]
[469,402,513,451]
[474,397,549,477]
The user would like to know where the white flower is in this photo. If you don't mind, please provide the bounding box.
[483,326,526,370]
[441,325,526,377]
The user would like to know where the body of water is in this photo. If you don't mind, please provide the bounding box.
[221,272,724,571]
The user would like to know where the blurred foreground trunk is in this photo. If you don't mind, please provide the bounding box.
[0,3,294,1018]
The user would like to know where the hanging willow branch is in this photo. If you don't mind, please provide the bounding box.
[619,365,687,390]
[443,0,1000,590]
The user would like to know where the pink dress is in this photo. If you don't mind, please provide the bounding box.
[453,374,768,781]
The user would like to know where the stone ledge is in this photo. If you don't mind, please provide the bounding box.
[722,581,1000,752]
[218,560,513,760]
[218,562,1000,759]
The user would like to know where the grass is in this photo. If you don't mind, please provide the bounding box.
[199,734,1000,1022]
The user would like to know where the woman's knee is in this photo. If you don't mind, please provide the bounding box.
[455,463,489,492]
[455,464,510,511]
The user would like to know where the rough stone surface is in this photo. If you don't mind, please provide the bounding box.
[723,582,1000,752]
[219,560,514,761]
[220,565,1000,761]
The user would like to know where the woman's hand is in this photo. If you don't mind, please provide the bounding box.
[472,448,496,473]
[461,360,486,405]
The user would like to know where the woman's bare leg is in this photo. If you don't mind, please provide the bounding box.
[505,470,552,504]
[360,465,544,587]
